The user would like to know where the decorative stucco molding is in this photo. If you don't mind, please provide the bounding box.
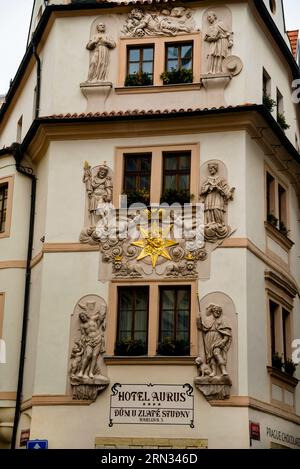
[122,7,198,38]
[84,22,116,84]
[69,295,109,401]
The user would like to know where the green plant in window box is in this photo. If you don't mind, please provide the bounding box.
[123,189,150,207]
[115,338,147,356]
[160,67,193,85]
[263,94,276,113]
[157,337,190,356]
[283,359,297,377]
[160,189,193,205]
[279,221,290,237]
[277,112,290,131]
[272,352,283,371]
[125,71,152,87]
[267,213,278,228]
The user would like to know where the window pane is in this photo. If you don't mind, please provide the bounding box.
[181,59,192,70]
[124,176,135,191]
[162,290,175,310]
[129,48,140,61]
[143,47,153,61]
[178,155,190,170]
[161,310,174,338]
[178,175,189,191]
[135,290,148,311]
[167,60,178,71]
[167,46,178,59]
[129,63,139,75]
[140,175,150,190]
[142,62,153,74]
[164,156,177,170]
[164,175,176,190]
[181,44,192,59]
[177,289,189,308]
[140,157,151,171]
[125,157,138,171]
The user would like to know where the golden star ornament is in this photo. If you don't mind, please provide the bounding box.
[131,222,178,267]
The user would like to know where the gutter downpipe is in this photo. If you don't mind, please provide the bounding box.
[10,38,40,449]
[10,143,36,450]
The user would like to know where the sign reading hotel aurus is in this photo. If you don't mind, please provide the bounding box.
[109,383,195,428]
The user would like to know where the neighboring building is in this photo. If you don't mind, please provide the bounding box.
[0,0,300,449]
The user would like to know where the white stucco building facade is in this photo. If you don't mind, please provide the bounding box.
[0,0,300,449]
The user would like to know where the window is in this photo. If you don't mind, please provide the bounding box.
[0,177,13,238]
[123,153,151,205]
[162,151,191,203]
[263,69,271,97]
[265,169,288,236]
[126,46,154,85]
[115,287,149,355]
[0,293,4,339]
[17,115,23,143]
[114,144,198,207]
[158,286,191,355]
[118,34,200,89]
[0,183,8,233]
[166,42,193,71]
[268,299,292,365]
[276,88,283,119]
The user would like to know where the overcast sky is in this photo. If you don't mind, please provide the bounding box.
[0,0,299,94]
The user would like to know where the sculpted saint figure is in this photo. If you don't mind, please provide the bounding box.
[200,162,234,240]
[83,162,113,226]
[86,23,116,82]
[75,301,106,380]
[197,304,232,377]
[204,11,233,74]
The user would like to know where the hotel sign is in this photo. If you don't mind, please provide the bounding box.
[109,383,195,428]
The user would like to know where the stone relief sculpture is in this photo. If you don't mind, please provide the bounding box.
[69,296,109,401]
[200,161,235,242]
[82,161,113,227]
[204,11,233,75]
[122,7,197,37]
[85,23,116,83]
[195,304,232,400]
[202,7,243,78]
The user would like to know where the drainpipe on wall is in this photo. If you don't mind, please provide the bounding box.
[32,41,41,119]
[10,143,36,449]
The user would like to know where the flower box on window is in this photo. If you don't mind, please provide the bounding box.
[157,338,190,356]
[125,71,153,87]
[115,339,147,356]
[160,67,193,85]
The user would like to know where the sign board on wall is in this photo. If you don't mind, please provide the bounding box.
[109,383,194,428]
[249,422,260,441]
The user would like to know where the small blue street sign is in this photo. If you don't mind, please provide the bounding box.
[26,439,48,450]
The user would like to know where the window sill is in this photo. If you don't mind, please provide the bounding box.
[267,366,298,388]
[265,221,294,251]
[115,82,202,94]
[104,356,196,365]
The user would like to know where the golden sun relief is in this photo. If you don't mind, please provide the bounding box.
[131,222,178,268]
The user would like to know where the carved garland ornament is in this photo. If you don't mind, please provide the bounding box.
[121,7,198,38]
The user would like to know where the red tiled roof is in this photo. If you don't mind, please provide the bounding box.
[287,30,299,59]
[42,104,255,120]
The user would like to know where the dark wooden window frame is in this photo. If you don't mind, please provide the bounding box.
[159,285,191,344]
[123,153,152,193]
[162,151,191,193]
[165,41,193,72]
[0,183,8,233]
[117,286,149,344]
[127,45,155,80]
